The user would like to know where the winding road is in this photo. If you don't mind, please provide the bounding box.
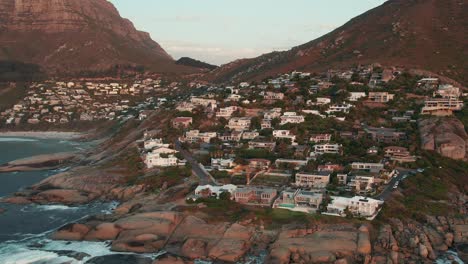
[175,140,216,185]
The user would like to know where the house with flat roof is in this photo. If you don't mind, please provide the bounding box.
[324,196,383,220]
[351,162,384,173]
[234,187,278,206]
[295,171,331,189]
[273,189,323,213]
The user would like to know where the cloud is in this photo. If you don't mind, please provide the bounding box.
[160,40,288,65]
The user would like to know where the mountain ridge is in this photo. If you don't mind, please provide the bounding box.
[0,0,196,77]
[204,0,467,86]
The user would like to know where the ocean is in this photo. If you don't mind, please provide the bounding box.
[0,137,128,264]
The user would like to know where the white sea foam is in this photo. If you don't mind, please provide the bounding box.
[435,250,464,264]
[0,243,76,264]
[36,205,79,211]
[0,137,38,142]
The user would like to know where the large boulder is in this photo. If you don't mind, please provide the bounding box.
[51,223,90,241]
[357,225,372,255]
[84,223,121,241]
[208,238,249,262]
[419,117,468,160]
[111,212,183,253]
[180,239,207,259]
[268,225,365,263]
[31,189,91,204]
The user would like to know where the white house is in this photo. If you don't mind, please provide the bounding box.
[313,143,342,155]
[145,147,183,168]
[193,184,238,199]
[351,162,384,173]
[217,106,240,118]
[295,171,331,188]
[348,92,367,102]
[144,138,169,150]
[182,130,217,143]
[280,112,305,125]
[211,158,236,170]
[326,104,353,114]
[227,117,251,131]
[324,196,383,220]
[273,130,296,142]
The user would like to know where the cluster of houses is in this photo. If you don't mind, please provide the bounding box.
[142,132,186,168]
[1,79,173,125]
[141,66,449,220]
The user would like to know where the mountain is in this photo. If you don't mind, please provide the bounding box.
[176,57,218,71]
[0,0,194,77]
[205,0,467,85]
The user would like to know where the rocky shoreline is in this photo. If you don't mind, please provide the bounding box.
[0,152,78,173]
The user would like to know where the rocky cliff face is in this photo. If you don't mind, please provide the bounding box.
[419,117,468,160]
[0,0,192,75]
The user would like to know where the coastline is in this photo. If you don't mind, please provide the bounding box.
[0,131,84,140]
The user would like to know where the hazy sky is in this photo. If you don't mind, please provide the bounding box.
[111,0,387,65]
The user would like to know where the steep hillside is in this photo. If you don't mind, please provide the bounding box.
[205,0,467,85]
[176,57,218,71]
[0,0,195,77]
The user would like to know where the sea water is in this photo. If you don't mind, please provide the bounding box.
[0,137,125,263]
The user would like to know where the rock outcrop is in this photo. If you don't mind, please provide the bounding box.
[419,117,468,160]
[0,152,78,172]
[372,215,468,263]
[267,224,371,264]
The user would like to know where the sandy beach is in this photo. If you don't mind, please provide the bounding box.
[0,131,84,140]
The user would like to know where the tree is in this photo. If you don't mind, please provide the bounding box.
[344,206,354,219]
[219,191,232,201]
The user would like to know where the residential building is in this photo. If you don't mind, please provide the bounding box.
[363,125,406,143]
[145,147,184,168]
[421,98,464,116]
[273,189,323,213]
[216,106,240,118]
[263,108,282,120]
[368,92,395,103]
[348,92,367,102]
[326,104,353,114]
[248,159,271,170]
[264,92,285,100]
[144,138,169,150]
[275,159,308,170]
[248,141,276,151]
[193,184,238,199]
[434,84,461,100]
[417,78,439,90]
[318,164,344,172]
[348,175,375,194]
[218,131,243,142]
[337,173,348,185]
[351,162,384,173]
[211,158,236,170]
[273,130,296,142]
[234,187,278,206]
[182,130,217,143]
[325,196,383,219]
[261,119,272,129]
[190,96,217,109]
[172,117,193,128]
[309,134,332,143]
[313,143,342,155]
[280,112,305,125]
[295,171,331,188]
[227,117,251,131]
[242,131,260,140]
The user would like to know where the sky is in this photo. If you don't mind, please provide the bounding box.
[111,0,387,65]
